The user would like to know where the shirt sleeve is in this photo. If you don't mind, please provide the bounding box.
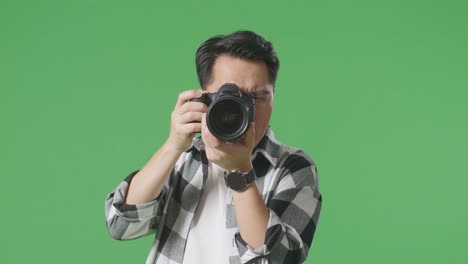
[104,169,169,240]
[234,151,322,263]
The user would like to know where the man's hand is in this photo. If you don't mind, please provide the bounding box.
[166,90,207,153]
[201,113,256,171]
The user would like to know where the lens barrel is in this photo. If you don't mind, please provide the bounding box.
[189,83,255,141]
[207,96,251,141]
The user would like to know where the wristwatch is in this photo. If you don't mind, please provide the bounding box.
[224,169,256,192]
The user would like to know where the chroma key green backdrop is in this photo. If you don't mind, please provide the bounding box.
[1,0,467,263]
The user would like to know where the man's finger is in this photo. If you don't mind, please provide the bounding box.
[175,90,203,109]
[182,122,202,134]
[176,101,207,115]
[179,112,204,124]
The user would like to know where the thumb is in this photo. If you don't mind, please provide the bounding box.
[245,122,256,147]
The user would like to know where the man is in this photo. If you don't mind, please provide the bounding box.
[105,30,322,264]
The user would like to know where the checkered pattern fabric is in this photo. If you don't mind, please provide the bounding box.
[105,127,322,264]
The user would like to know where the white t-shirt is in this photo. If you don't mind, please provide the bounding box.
[182,161,239,263]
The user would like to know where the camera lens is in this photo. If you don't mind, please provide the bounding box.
[209,99,245,138]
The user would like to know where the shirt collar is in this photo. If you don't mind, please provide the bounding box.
[187,126,281,167]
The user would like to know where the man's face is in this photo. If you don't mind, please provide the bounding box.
[205,54,274,147]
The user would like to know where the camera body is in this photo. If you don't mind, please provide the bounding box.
[191,83,255,142]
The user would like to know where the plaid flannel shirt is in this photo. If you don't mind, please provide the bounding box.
[105,127,322,264]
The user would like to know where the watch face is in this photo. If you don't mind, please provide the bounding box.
[226,171,247,191]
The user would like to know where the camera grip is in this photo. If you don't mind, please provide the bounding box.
[189,97,205,103]
[188,93,211,105]
[186,95,208,134]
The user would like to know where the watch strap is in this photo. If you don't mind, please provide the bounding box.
[244,169,256,184]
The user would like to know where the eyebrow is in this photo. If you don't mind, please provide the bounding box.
[251,88,272,97]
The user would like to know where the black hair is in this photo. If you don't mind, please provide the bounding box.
[195,30,280,89]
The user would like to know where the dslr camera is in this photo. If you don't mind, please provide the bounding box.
[190,83,255,142]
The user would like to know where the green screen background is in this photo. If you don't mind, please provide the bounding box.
[1,0,467,263]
